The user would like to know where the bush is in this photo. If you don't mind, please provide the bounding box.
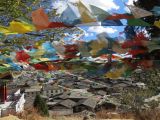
[33,94,49,117]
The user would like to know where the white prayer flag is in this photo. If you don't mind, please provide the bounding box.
[126,5,153,18]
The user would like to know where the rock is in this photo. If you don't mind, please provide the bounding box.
[144,94,160,102]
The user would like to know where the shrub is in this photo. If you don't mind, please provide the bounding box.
[33,94,49,117]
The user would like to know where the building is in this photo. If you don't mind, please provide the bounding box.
[0,74,25,117]
[42,85,64,97]
[0,88,25,117]
[25,86,42,98]
[48,99,76,116]
[24,86,42,109]
[73,97,98,113]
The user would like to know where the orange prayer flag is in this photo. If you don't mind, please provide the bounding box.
[32,8,50,30]
[47,63,60,71]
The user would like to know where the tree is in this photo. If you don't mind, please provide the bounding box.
[134,0,160,38]
[0,0,41,25]
[134,0,160,67]
[123,0,160,70]
[33,94,49,116]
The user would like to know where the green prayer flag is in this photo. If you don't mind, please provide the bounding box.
[127,19,151,26]
[123,69,133,78]
[0,66,10,73]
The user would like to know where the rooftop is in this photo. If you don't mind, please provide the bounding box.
[42,85,62,91]
[58,99,76,108]
[25,88,41,92]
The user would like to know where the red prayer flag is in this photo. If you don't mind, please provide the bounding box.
[122,40,144,49]
[48,22,73,28]
[106,14,134,20]
[33,63,49,71]
[16,50,30,63]
[129,49,147,56]
[64,44,79,53]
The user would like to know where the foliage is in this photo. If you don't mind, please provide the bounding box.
[131,68,160,92]
[119,88,156,110]
[33,94,49,116]
[0,0,40,25]
[134,0,160,38]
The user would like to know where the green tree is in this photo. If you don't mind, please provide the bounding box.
[33,94,49,116]
[0,0,40,25]
[134,0,160,38]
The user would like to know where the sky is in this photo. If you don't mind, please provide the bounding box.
[52,0,137,41]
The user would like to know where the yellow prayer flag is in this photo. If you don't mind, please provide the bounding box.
[154,20,160,28]
[11,71,23,78]
[2,64,11,67]
[0,21,35,35]
[77,1,96,23]
[89,40,107,56]
[35,50,45,57]
[39,58,50,61]
[105,66,126,79]
[0,26,16,35]
[8,21,35,34]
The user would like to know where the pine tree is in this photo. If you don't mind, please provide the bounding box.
[33,94,49,116]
